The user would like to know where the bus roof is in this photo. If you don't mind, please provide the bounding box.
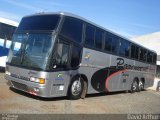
[0,17,19,27]
[23,12,157,54]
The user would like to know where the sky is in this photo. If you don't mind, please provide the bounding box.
[0,0,160,38]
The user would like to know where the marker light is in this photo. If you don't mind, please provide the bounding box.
[39,78,45,84]
[30,77,45,84]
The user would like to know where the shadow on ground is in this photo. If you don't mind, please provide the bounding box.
[0,67,5,73]
[9,87,144,101]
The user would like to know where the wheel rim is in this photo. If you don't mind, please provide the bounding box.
[132,81,137,91]
[139,81,143,90]
[71,80,82,96]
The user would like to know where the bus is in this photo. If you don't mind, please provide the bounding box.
[0,17,18,69]
[5,12,157,100]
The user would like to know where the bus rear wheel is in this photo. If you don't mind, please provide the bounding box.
[68,76,84,100]
[130,79,138,93]
[137,80,144,92]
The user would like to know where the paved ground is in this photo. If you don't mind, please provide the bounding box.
[0,72,160,114]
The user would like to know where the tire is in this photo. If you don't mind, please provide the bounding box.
[130,79,138,93]
[68,76,84,100]
[137,80,144,92]
[157,81,160,91]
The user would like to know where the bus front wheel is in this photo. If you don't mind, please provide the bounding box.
[68,76,84,100]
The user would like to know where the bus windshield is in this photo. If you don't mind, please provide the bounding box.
[8,33,53,70]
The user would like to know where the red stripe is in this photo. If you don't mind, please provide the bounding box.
[105,69,128,92]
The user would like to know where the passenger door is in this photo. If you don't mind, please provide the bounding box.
[50,40,71,96]
[50,39,82,96]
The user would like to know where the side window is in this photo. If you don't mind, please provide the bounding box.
[135,46,139,60]
[0,23,16,40]
[104,33,112,51]
[0,39,5,47]
[6,40,12,48]
[119,39,130,57]
[0,23,2,44]
[139,48,143,61]
[111,36,119,54]
[143,49,147,62]
[131,44,136,59]
[95,28,103,49]
[53,42,70,68]
[85,24,95,47]
[0,23,2,34]
[0,23,16,44]
[139,48,147,62]
[147,52,153,63]
[60,17,83,43]
[153,53,157,64]
[71,45,81,68]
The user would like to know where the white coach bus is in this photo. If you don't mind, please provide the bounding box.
[0,17,18,68]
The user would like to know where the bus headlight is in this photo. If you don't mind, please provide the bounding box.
[30,77,45,84]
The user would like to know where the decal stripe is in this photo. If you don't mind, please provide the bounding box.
[0,47,9,57]
[105,69,128,92]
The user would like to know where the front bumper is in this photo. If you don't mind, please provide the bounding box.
[5,75,51,98]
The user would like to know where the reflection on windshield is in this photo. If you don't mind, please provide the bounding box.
[8,33,53,70]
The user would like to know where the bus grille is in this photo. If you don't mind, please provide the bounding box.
[11,81,28,91]
[11,74,29,81]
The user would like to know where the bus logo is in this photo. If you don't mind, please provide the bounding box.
[55,73,64,81]
[117,58,124,66]
[85,52,91,61]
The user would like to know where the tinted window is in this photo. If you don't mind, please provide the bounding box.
[140,48,147,62]
[71,45,81,68]
[95,28,103,49]
[147,52,153,63]
[17,15,60,31]
[111,35,119,53]
[119,39,130,57]
[153,53,157,64]
[10,33,53,70]
[135,46,139,60]
[131,44,136,58]
[104,33,112,52]
[85,25,95,47]
[0,23,16,40]
[52,43,70,68]
[60,17,83,43]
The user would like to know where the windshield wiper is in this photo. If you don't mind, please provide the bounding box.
[20,33,29,64]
